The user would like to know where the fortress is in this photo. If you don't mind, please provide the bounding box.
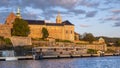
[0,8,76,41]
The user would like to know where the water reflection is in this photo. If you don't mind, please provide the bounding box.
[0,56,120,68]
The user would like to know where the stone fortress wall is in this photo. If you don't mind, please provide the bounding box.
[0,24,11,38]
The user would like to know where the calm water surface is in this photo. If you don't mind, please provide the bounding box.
[0,56,120,68]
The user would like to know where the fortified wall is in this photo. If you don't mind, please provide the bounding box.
[0,24,11,38]
[32,41,107,51]
[10,36,32,46]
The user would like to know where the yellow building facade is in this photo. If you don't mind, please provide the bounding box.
[27,18,74,41]
[0,8,75,41]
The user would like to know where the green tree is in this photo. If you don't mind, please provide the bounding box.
[42,27,49,39]
[116,40,120,46]
[82,33,96,43]
[12,18,30,36]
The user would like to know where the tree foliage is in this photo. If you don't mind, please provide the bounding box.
[116,40,120,46]
[42,27,49,39]
[12,18,30,37]
[0,37,13,50]
[82,33,96,43]
[87,49,97,54]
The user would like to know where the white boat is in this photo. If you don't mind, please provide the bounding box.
[5,57,18,61]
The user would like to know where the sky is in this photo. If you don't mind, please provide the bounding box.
[0,0,120,38]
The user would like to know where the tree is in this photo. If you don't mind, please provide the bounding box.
[0,37,13,50]
[116,40,120,46]
[82,33,96,43]
[12,18,30,37]
[42,27,49,39]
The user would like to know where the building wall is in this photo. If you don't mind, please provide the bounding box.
[28,25,45,38]
[85,44,107,51]
[46,26,64,40]
[74,32,80,41]
[28,25,75,41]
[0,12,75,41]
[64,25,74,41]
[0,24,11,38]
[0,23,75,41]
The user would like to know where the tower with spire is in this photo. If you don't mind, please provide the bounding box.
[16,7,22,19]
[56,12,62,24]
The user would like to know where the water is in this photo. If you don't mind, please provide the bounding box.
[0,56,120,68]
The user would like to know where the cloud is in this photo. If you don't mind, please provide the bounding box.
[0,12,9,23]
[99,7,113,11]
[111,9,120,14]
[0,0,101,20]
[69,9,86,15]
[41,9,69,20]
[0,0,119,25]
[114,22,120,27]
[80,24,91,28]
[21,0,80,10]
[0,0,19,7]
[78,0,100,7]
[104,16,120,21]
[86,11,97,17]
[18,0,83,20]
[104,0,120,4]
[100,15,120,27]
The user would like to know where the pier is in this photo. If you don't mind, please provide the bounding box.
[0,47,119,61]
[32,47,120,60]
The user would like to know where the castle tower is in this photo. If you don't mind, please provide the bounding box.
[16,7,22,19]
[56,12,62,24]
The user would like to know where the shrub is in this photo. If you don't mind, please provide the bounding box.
[55,39,72,43]
[4,38,12,45]
[106,49,115,53]
[87,49,97,54]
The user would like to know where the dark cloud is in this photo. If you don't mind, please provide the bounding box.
[104,16,120,21]
[0,0,119,24]
[100,15,120,27]
[0,0,82,20]
[0,0,100,11]
[0,0,101,21]
[22,0,79,10]
[79,0,100,7]
[114,22,120,27]
[86,11,97,17]
[69,9,86,15]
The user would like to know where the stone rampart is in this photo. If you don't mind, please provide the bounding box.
[10,36,32,46]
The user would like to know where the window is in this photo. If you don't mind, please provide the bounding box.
[71,31,72,34]
[66,30,68,33]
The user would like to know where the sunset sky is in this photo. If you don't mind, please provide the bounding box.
[0,0,120,37]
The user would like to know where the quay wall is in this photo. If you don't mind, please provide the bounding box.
[107,47,120,51]
[32,41,107,51]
